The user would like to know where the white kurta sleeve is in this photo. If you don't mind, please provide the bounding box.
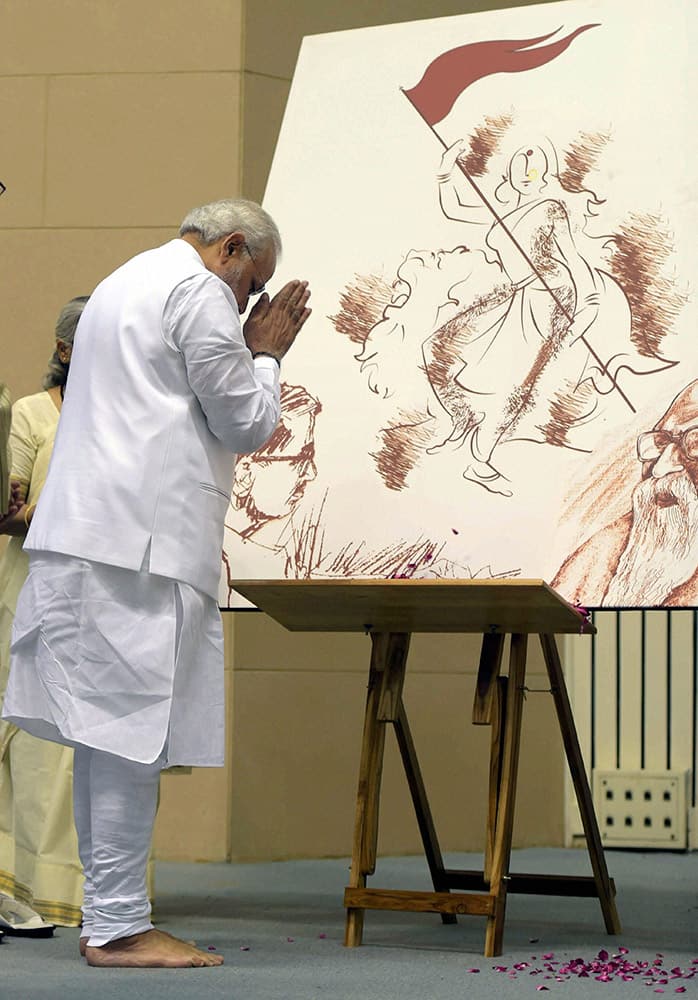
[164,274,280,454]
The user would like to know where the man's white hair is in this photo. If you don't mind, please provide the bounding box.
[179,198,282,256]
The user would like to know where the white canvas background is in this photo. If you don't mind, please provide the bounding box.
[220,0,697,608]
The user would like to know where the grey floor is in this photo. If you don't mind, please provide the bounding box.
[1,848,696,1000]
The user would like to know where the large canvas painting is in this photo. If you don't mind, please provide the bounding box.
[220,0,697,610]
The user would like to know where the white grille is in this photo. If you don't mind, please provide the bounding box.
[593,768,688,849]
[563,610,697,849]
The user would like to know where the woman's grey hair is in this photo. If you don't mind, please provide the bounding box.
[42,295,90,389]
[179,198,282,257]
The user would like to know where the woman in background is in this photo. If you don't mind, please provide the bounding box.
[0,296,89,933]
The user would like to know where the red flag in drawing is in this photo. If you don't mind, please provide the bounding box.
[404,25,598,126]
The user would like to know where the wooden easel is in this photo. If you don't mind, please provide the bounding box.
[232,579,620,956]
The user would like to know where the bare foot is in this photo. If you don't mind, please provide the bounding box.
[85,928,224,968]
[81,928,195,958]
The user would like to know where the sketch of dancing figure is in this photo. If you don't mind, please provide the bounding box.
[432,138,674,495]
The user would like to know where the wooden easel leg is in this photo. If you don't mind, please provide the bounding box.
[473,632,505,725]
[474,632,506,886]
[345,632,410,947]
[484,675,507,884]
[394,702,457,924]
[484,633,527,957]
[539,634,621,935]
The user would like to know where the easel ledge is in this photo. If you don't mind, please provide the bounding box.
[229,577,595,636]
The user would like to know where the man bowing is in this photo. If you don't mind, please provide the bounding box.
[3,198,310,968]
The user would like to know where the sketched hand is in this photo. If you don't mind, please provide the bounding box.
[243,280,311,362]
[569,291,600,343]
[437,139,467,179]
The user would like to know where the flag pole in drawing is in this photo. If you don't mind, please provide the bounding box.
[401,24,639,414]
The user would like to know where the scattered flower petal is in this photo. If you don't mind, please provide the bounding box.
[461,947,693,990]
[240,945,250,951]
[318,933,327,939]
[207,946,216,951]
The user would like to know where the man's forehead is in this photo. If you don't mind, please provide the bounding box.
[656,381,698,431]
[258,242,277,279]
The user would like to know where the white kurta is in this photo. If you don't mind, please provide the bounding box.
[3,239,280,766]
[24,239,281,600]
[7,552,223,766]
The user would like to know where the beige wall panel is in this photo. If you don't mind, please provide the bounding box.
[229,669,365,860]
[234,611,373,673]
[245,0,559,79]
[406,631,550,677]
[383,670,564,853]
[0,77,46,228]
[155,765,231,862]
[45,73,242,229]
[241,73,291,202]
[514,682,566,846]
[0,0,243,76]
[228,664,563,861]
[234,612,550,677]
[1,227,174,400]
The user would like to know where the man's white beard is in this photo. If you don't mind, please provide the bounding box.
[604,472,698,606]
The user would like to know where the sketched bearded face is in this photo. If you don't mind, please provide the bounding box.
[637,382,698,497]
[604,381,698,606]
[508,145,549,195]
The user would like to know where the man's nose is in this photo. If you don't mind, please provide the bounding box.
[651,441,684,478]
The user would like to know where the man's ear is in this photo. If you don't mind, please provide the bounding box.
[222,232,246,258]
